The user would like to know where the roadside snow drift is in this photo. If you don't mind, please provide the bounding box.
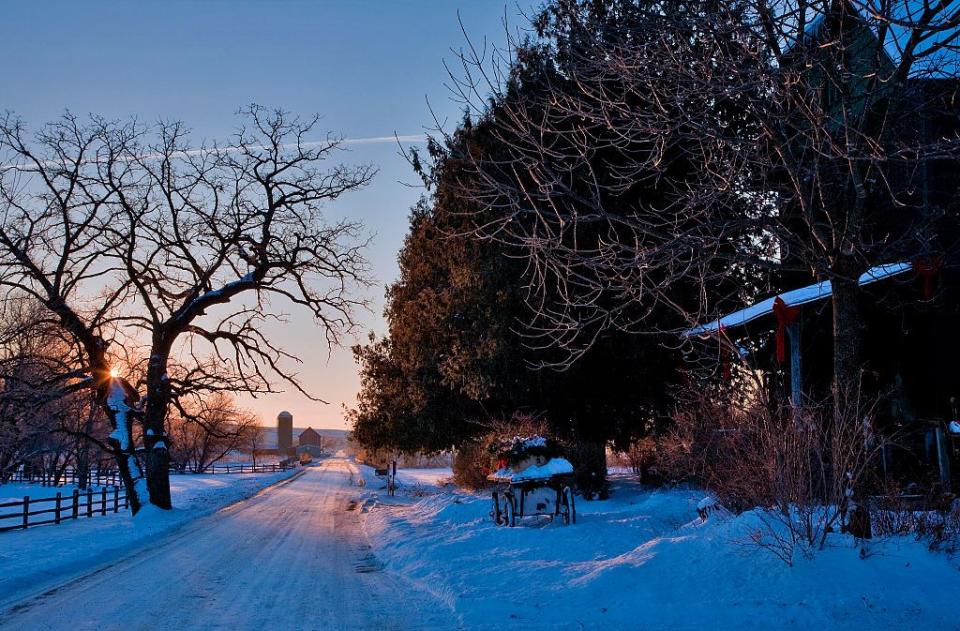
[359,468,960,630]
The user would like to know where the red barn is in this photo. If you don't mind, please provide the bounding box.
[298,427,323,447]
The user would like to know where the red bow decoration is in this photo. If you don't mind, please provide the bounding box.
[717,325,732,380]
[912,256,944,300]
[773,297,800,364]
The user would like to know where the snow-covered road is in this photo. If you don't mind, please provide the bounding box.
[0,459,456,631]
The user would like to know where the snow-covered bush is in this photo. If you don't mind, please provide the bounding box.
[453,430,561,489]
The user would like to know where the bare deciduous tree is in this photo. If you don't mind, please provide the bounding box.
[168,392,260,473]
[0,105,374,513]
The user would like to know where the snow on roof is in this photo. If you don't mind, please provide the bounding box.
[686,262,912,337]
[517,436,546,449]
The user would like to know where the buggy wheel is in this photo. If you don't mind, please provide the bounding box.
[561,487,576,525]
[504,492,516,527]
[491,491,503,525]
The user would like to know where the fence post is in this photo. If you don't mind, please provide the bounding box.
[55,492,62,524]
[86,488,93,518]
[114,486,120,513]
[101,487,107,516]
[72,489,80,520]
[22,496,29,529]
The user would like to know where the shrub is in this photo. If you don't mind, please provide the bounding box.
[872,490,960,553]
[564,440,608,499]
[452,440,492,489]
[660,391,880,564]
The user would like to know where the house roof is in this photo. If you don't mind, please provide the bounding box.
[686,262,912,337]
[783,1,858,54]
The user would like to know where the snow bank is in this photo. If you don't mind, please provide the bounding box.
[0,468,298,607]
[394,467,454,487]
[359,471,960,629]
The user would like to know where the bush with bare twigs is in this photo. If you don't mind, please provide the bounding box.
[872,489,960,554]
[660,392,880,564]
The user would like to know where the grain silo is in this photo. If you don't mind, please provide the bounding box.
[277,411,293,457]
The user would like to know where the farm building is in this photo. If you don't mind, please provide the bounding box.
[296,427,325,459]
[688,3,960,494]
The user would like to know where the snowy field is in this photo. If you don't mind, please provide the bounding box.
[0,481,113,500]
[357,467,960,629]
[0,468,299,607]
[394,467,455,488]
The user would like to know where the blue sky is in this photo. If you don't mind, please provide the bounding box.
[1,0,536,429]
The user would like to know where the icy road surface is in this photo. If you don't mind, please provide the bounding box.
[0,459,456,630]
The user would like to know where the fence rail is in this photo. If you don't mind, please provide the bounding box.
[197,462,295,475]
[6,467,121,488]
[1,460,297,533]
[0,486,128,532]
[9,460,296,486]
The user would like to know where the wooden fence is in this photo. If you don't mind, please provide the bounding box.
[9,460,296,486]
[198,462,295,475]
[0,460,297,533]
[7,467,121,487]
[0,486,129,532]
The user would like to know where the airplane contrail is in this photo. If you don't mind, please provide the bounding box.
[0,133,429,172]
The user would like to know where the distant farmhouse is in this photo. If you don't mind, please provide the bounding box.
[253,411,329,460]
[296,428,325,459]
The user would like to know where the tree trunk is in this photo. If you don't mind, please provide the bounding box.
[143,351,172,510]
[114,449,142,514]
[831,268,873,537]
[143,445,171,509]
[831,273,862,410]
[97,369,146,515]
[141,399,172,509]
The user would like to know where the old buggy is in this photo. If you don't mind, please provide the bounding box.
[487,436,576,527]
